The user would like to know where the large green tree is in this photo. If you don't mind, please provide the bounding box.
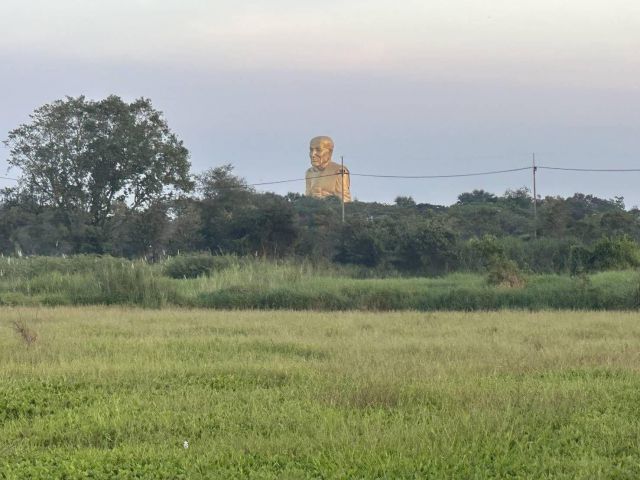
[4,95,193,227]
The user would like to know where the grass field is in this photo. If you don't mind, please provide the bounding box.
[2,307,640,478]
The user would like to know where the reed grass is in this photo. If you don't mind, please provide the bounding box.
[1,255,639,310]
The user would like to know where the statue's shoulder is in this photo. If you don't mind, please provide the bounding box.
[326,162,349,174]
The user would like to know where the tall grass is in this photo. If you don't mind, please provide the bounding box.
[1,255,640,310]
[0,256,175,307]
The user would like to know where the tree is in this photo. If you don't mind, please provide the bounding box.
[195,167,299,257]
[540,196,570,238]
[503,187,532,209]
[233,193,299,257]
[394,196,416,208]
[291,195,343,259]
[334,221,385,267]
[196,164,251,201]
[4,95,193,227]
[196,165,255,253]
[391,219,458,275]
[457,190,497,205]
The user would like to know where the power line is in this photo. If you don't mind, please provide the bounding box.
[538,166,640,172]
[4,164,640,188]
[248,177,307,186]
[245,164,640,185]
[244,165,531,187]
[248,173,339,187]
[350,166,531,179]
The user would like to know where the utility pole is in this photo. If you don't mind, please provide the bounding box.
[341,155,345,224]
[532,153,537,239]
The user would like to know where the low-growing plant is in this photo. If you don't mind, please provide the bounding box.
[11,319,37,345]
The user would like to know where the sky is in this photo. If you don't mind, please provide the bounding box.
[1,0,639,206]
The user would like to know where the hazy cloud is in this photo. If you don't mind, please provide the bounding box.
[2,0,638,85]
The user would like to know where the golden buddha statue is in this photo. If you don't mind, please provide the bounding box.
[305,136,351,202]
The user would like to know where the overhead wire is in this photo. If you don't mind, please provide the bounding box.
[242,164,640,186]
[350,166,531,179]
[244,165,533,186]
[537,166,640,172]
[236,166,534,187]
[247,172,339,187]
[2,164,640,188]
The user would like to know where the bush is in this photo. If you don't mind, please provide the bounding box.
[462,235,525,287]
[162,254,235,279]
[591,236,640,271]
[487,258,525,288]
[569,236,640,275]
[392,220,458,275]
[334,223,384,267]
[569,245,592,275]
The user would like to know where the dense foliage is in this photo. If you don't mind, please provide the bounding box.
[3,168,639,275]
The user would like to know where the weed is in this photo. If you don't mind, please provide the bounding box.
[11,318,38,345]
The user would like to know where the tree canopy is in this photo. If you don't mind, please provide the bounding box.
[4,95,192,226]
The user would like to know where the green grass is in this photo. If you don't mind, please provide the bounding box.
[1,308,640,478]
[1,255,640,310]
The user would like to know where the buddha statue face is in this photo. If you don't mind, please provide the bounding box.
[309,136,334,170]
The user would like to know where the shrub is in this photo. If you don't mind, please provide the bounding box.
[334,223,385,267]
[162,254,235,279]
[569,236,640,275]
[569,245,592,275]
[487,258,525,288]
[11,319,38,346]
[591,236,640,271]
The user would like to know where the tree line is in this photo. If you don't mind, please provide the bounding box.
[2,95,639,275]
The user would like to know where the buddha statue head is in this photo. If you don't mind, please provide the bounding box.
[309,136,334,170]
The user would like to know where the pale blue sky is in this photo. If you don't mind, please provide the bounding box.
[1,0,639,205]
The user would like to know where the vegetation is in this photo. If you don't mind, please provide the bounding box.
[1,255,640,310]
[3,97,640,276]
[2,95,192,255]
[2,308,640,478]
[3,95,638,478]
[4,167,640,277]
